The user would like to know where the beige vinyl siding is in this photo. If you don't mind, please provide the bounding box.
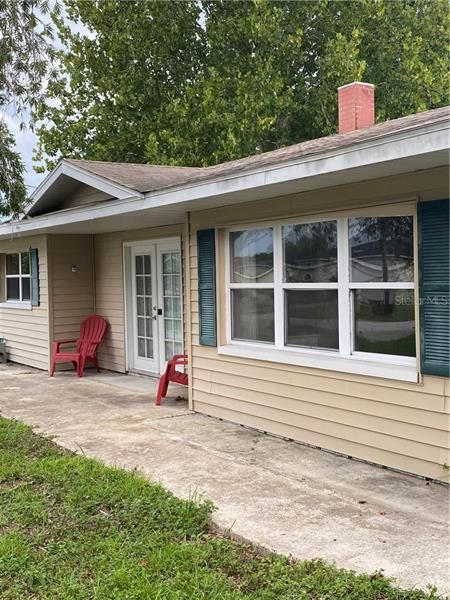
[94,224,185,373]
[188,166,450,482]
[49,236,95,365]
[60,183,113,210]
[0,235,49,370]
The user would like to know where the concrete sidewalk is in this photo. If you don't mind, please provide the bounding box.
[0,363,448,594]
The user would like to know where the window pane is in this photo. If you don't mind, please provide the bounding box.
[136,276,144,296]
[283,221,337,283]
[230,228,273,283]
[232,289,274,343]
[349,216,413,282]
[353,289,415,357]
[137,338,146,357]
[21,253,30,274]
[285,290,339,350]
[6,254,19,275]
[22,278,30,301]
[6,278,20,300]
[135,255,144,275]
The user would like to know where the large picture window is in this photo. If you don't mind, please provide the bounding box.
[5,252,31,302]
[226,212,416,366]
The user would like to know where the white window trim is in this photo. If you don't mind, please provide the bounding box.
[4,251,31,305]
[222,204,418,382]
[0,301,32,310]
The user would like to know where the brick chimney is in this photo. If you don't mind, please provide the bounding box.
[338,82,375,134]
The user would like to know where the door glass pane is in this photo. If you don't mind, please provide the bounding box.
[21,253,30,275]
[138,338,146,357]
[283,221,337,283]
[173,297,181,318]
[353,289,416,356]
[163,275,172,295]
[349,216,414,282]
[143,255,151,274]
[285,290,339,350]
[162,251,183,360]
[135,253,153,359]
[137,317,145,336]
[165,341,175,360]
[232,289,274,343]
[6,254,19,275]
[163,253,172,274]
[136,276,144,296]
[135,255,144,275]
[137,297,145,316]
[6,278,20,300]
[230,228,273,283]
[145,318,152,338]
[164,297,173,317]
[144,276,152,296]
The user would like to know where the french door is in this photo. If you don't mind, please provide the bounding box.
[126,238,183,375]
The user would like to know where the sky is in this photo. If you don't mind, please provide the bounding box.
[7,114,43,194]
[5,9,90,195]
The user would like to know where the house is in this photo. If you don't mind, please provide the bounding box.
[0,82,448,482]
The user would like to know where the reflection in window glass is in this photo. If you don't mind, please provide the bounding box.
[230,229,273,283]
[353,289,415,356]
[285,290,339,350]
[349,216,413,282]
[21,253,30,274]
[6,278,20,300]
[283,221,337,283]
[232,289,274,343]
[6,254,19,275]
[21,278,31,301]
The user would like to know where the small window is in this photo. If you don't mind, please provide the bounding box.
[5,252,31,302]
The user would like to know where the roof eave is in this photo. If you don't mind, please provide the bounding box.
[25,159,142,217]
[1,118,448,239]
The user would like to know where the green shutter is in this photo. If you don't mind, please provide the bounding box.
[418,199,449,377]
[197,229,217,346]
[30,248,40,307]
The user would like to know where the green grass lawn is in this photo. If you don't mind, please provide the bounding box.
[0,416,442,600]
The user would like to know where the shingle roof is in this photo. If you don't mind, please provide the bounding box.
[65,159,204,193]
[67,106,450,194]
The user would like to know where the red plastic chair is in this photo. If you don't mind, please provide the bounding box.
[50,315,108,377]
[156,354,188,405]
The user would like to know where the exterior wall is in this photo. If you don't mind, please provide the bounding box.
[94,223,185,373]
[48,235,95,365]
[188,167,450,482]
[60,183,113,210]
[0,235,50,370]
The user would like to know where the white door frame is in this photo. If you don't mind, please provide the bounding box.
[123,236,183,375]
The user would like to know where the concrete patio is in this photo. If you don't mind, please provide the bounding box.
[0,362,448,595]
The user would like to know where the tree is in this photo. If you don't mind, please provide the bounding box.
[35,0,449,171]
[34,0,205,169]
[0,0,58,216]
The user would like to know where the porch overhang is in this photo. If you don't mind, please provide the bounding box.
[0,117,448,239]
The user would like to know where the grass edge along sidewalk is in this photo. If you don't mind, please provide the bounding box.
[0,416,444,600]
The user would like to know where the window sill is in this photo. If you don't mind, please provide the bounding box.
[218,343,418,383]
[0,301,32,311]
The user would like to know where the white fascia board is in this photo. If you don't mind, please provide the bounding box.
[142,119,449,209]
[2,119,448,239]
[25,159,140,216]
